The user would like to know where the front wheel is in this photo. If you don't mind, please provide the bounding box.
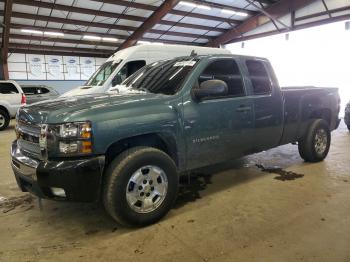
[298,119,331,162]
[103,147,178,226]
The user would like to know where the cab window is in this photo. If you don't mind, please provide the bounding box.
[85,60,121,86]
[112,60,146,86]
[246,60,272,95]
[198,59,245,98]
[40,87,50,94]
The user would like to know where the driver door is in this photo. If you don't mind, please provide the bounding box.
[183,58,254,169]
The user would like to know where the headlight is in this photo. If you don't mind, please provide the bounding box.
[40,121,93,157]
[59,140,92,154]
[58,122,92,139]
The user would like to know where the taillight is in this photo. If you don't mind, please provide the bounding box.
[21,93,26,104]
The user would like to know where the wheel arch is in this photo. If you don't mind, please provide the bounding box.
[309,108,331,126]
[0,105,10,118]
[105,132,179,168]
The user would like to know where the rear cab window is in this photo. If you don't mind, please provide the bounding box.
[245,60,272,95]
[0,83,19,94]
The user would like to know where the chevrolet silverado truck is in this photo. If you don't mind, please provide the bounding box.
[11,55,340,226]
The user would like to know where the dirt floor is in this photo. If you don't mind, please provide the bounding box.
[1,120,350,262]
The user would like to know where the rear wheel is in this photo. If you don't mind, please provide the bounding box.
[298,119,331,162]
[0,109,10,131]
[103,146,178,226]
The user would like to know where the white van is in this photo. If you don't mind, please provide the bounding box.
[62,44,230,97]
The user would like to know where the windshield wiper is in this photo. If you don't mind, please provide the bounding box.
[109,84,132,93]
[109,87,120,92]
[134,87,149,93]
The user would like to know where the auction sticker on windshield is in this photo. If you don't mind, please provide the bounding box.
[173,61,196,67]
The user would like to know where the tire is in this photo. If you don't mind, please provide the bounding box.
[347,125,350,132]
[0,109,10,131]
[298,119,331,162]
[103,146,178,227]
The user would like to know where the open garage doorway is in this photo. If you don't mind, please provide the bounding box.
[226,20,350,116]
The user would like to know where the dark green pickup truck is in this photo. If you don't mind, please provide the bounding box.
[11,54,340,226]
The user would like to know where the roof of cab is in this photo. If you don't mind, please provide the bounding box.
[107,44,231,62]
[169,53,270,62]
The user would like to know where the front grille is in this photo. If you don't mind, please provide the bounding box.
[17,121,42,160]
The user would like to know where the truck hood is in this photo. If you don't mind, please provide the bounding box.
[60,85,102,97]
[19,92,167,124]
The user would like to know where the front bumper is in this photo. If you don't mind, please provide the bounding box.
[11,140,105,202]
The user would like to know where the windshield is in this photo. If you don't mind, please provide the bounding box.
[85,60,121,87]
[115,57,199,95]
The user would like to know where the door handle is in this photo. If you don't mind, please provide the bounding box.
[236,105,251,112]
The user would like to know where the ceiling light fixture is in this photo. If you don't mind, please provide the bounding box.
[221,9,236,15]
[197,4,211,10]
[221,9,248,17]
[44,31,64,36]
[179,1,211,10]
[21,29,43,34]
[137,41,164,45]
[235,11,248,17]
[102,37,118,42]
[83,35,101,41]
[137,40,150,45]
[178,1,197,8]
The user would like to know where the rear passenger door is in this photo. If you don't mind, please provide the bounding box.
[184,58,254,169]
[243,59,284,152]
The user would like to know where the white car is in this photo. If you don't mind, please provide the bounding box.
[62,44,231,97]
[0,80,26,130]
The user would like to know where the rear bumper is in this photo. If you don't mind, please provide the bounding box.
[11,140,105,202]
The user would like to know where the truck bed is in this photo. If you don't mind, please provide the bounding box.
[282,86,338,92]
[279,86,340,145]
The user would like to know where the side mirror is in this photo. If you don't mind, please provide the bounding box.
[192,79,228,101]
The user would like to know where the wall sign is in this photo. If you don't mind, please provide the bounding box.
[9,53,106,80]
[80,57,95,79]
[47,56,62,79]
[64,56,80,80]
[27,54,45,79]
